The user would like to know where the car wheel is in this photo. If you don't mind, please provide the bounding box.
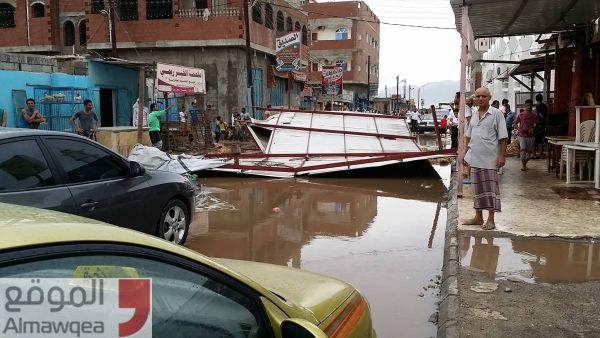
[157,199,189,245]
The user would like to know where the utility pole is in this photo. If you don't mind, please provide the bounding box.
[366,55,371,111]
[408,84,412,109]
[108,0,117,57]
[243,0,255,116]
[417,87,420,110]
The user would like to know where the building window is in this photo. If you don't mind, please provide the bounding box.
[335,27,348,40]
[79,20,87,45]
[252,3,262,24]
[64,21,75,46]
[195,0,207,9]
[118,0,138,20]
[286,17,292,31]
[311,62,318,71]
[336,60,347,71]
[276,11,284,31]
[301,25,308,45]
[146,0,172,20]
[264,4,273,29]
[311,32,317,41]
[91,0,104,14]
[32,3,45,18]
[0,3,15,28]
[294,21,300,32]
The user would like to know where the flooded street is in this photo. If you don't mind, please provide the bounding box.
[186,164,450,338]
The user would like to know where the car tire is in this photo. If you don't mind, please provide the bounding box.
[157,199,190,245]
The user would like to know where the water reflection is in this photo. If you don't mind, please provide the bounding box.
[187,176,449,338]
[188,178,446,266]
[460,236,600,283]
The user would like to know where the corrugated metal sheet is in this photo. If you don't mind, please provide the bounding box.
[208,109,453,177]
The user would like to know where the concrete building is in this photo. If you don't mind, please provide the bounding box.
[304,1,379,111]
[0,0,310,121]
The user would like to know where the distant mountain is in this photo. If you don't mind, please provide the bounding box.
[378,80,459,108]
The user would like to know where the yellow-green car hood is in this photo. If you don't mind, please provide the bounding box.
[214,258,355,323]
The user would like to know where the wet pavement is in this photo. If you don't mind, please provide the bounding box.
[186,165,450,338]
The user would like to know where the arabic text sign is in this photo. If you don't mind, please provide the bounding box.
[321,66,344,95]
[157,63,206,94]
[276,32,301,72]
[0,278,152,338]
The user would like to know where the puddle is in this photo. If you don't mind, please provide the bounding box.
[186,175,448,338]
[460,236,600,283]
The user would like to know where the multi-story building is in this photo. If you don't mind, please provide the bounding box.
[0,0,310,121]
[304,0,379,110]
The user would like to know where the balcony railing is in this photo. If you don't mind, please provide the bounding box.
[177,7,240,18]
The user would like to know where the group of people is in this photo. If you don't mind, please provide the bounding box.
[458,88,549,231]
[0,98,99,140]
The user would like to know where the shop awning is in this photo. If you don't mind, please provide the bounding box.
[452,0,600,38]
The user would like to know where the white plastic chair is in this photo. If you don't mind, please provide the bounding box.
[559,120,596,180]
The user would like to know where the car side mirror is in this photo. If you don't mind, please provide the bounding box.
[129,161,145,177]
[281,319,328,338]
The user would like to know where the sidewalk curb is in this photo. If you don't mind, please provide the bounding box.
[437,164,460,338]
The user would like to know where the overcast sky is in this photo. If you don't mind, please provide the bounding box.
[319,0,461,88]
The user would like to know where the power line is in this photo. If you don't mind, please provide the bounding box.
[267,1,456,30]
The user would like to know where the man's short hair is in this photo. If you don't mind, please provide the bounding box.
[207,104,212,108]
[26,98,35,104]
[150,103,157,110]
[502,99,509,104]
[525,99,533,105]
[83,99,92,105]
[453,108,459,112]
[535,94,543,102]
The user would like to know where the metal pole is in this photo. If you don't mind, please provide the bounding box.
[418,88,420,110]
[367,55,371,110]
[243,0,255,116]
[137,67,145,143]
[396,75,399,113]
[457,5,469,196]
[108,0,117,57]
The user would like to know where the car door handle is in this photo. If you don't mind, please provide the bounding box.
[80,201,99,209]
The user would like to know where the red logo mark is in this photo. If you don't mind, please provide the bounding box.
[118,279,151,337]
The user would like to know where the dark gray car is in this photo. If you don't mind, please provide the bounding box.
[0,129,195,245]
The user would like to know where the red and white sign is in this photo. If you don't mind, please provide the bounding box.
[157,63,206,94]
[321,65,344,95]
[0,278,152,338]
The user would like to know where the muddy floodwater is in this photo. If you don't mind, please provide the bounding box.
[186,164,450,338]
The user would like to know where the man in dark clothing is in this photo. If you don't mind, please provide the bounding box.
[449,108,459,149]
[534,94,549,157]
[70,99,98,140]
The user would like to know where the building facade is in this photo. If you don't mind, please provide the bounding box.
[0,0,310,121]
[304,1,379,111]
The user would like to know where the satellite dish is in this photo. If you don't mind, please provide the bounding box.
[496,38,507,56]
[519,35,533,51]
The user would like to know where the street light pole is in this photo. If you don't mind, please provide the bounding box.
[396,76,399,113]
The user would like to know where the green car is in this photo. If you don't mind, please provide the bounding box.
[0,203,376,338]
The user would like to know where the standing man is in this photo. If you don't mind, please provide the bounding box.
[515,99,538,171]
[1,107,7,127]
[464,87,508,230]
[534,94,548,158]
[148,102,174,149]
[19,98,45,129]
[70,99,98,140]
[465,96,476,127]
[502,99,515,142]
[410,109,420,134]
[448,108,459,148]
